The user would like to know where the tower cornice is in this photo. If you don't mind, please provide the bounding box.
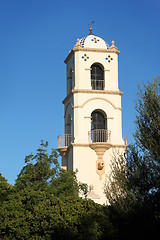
[62,89,123,104]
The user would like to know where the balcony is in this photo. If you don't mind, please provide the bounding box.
[57,134,71,156]
[88,129,112,156]
[88,129,111,143]
[91,79,104,90]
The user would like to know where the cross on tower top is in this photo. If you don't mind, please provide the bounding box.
[89,21,94,35]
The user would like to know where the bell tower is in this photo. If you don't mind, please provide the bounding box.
[57,29,126,204]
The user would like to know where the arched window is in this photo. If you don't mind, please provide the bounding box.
[91,110,107,142]
[91,64,104,90]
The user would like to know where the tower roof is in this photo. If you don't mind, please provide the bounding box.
[79,34,109,49]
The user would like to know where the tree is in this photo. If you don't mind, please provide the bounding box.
[0,190,115,240]
[135,77,160,161]
[104,152,137,212]
[0,140,115,239]
[133,77,160,196]
[104,77,160,239]
[105,77,160,202]
[0,173,13,204]
[15,140,81,198]
[123,78,160,205]
[15,140,59,191]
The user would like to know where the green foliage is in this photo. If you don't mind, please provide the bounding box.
[0,141,115,239]
[125,77,160,203]
[105,77,160,202]
[0,174,13,204]
[50,169,79,198]
[0,189,114,239]
[15,140,59,191]
[105,77,160,239]
[135,77,160,160]
[104,153,137,213]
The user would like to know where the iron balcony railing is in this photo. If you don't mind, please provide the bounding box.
[91,79,104,90]
[88,129,111,143]
[57,134,71,148]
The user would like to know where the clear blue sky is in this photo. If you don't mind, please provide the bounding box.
[0,0,160,184]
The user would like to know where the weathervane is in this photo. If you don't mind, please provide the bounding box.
[89,21,94,35]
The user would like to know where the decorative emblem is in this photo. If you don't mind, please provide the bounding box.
[91,37,99,43]
[82,54,89,61]
[106,55,113,63]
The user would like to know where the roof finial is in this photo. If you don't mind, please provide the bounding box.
[89,21,94,35]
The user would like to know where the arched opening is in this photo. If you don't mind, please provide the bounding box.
[91,63,104,90]
[67,68,72,94]
[91,110,109,142]
[65,114,72,146]
[65,114,71,134]
[91,110,106,131]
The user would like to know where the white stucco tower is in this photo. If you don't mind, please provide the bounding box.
[57,28,126,204]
